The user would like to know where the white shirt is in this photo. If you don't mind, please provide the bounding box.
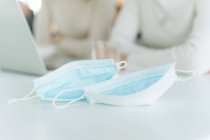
[35,0,115,59]
[111,0,210,75]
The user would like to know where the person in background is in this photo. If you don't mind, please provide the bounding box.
[34,0,115,69]
[111,0,210,75]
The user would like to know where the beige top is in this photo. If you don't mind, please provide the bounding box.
[111,0,210,75]
[35,0,115,59]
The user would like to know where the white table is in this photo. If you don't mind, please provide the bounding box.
[1,70,210,140]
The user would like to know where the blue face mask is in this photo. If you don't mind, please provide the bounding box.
[51,63,194,108]
[83,63,195,107]
[8,59,127,104]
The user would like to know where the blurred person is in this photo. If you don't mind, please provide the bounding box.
[111,0,210,75]
[34,0,115,69]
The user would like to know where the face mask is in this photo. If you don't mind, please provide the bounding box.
[8,59,127,104]
[52,63,194,108]
[83,63,195,107]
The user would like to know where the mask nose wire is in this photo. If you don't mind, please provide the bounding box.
[176,69,196,82]
[7,87,38,104]
[52,90,86,109]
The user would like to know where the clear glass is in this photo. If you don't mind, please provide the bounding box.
[91,41,128,62]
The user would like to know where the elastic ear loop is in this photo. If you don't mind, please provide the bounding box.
[112,61,128,79]
[116,61,128,72]
[52,90,86,109]
[176,69,196,82]
[7,87,38,104]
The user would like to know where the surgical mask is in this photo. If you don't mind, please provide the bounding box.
[8,59,127,104]
[52,63,194,108]
[85,63,195,106]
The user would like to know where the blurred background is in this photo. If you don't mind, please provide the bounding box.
[17,0,124,34]
[13,0,210,74]
[17,0,126,70]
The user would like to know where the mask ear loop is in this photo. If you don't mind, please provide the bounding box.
[116,61,128,72]
[176,69,196,82]
[112,61,128,79]
[52,90,86,109]
[7,87,38,104]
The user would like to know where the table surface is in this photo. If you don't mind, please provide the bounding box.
[1,70,210,140]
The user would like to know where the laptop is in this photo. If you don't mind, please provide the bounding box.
[0,0,47,76]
